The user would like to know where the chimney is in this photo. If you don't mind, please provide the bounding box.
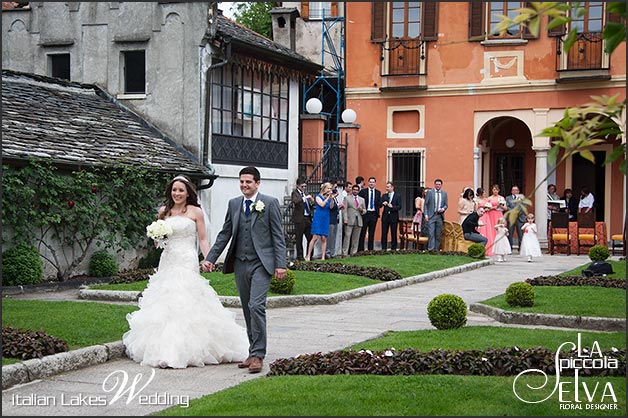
[269,7,299,51]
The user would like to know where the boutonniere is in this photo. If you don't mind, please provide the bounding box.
[252,200,265,213]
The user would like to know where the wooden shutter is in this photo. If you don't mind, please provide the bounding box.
[522,2,537,39]
[301,2,309,20]
[547,15,566,37]
[331,2,338,17]
[606,5,624,24]
[371,1,386,42]
[422,1,438,40]
[468,1,485,40]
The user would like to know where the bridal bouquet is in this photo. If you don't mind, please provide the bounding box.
[146,219,173,248]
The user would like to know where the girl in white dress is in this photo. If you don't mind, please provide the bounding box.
[492,217,512,262]
[520,213,543,262]
[123,175,249,369]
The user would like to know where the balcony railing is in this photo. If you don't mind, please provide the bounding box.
[556,32,609,72]
[380,38,427,77]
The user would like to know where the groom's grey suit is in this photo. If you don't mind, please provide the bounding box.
[206,192,286,359]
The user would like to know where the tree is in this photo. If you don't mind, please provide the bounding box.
[231,2,278,39]
[494,2,626,225]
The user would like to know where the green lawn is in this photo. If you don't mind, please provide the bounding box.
[560,259,626,278]
[481,286,626,318]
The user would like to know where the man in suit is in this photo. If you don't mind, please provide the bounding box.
[202,166,286,374]
[342,184,366,256]
[358,176,381,251]
[380,181,402,251]
[291,177,314,260]
[505,185,526,251]
[423,178,448,251]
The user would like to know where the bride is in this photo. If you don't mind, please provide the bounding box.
[123,175,248,368]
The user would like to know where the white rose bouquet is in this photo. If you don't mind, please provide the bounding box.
[146,219,173,248]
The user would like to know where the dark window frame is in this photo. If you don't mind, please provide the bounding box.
[48,53,71,80]
[122,50,146,94]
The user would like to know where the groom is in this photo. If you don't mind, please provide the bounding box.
[202,166,286,373]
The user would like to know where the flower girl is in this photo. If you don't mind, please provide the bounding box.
[520,213,542,262]
[492,217,512,262]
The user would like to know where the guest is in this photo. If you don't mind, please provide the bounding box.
[483,184,506,256]
[520,213,542,262]
[358,177,381,252]
[547,183,561,218]
[380,181,402,251]
[424,179,448,251]
[305,183,336,261]
[461,206,488,246]
[475,187,492,251]
[355,176,365,191]
[457,188,475,224]
[342,184,366,256]
[333,180,348,257]
[560,188,578,221]
[578,186,595,214]
[413,186,426,236]
[326,185,341,259]
[291,177,314,260]
[505,185,526,251]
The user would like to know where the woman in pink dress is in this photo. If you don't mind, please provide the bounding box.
[475,187,493,253]
[484,184,507,255]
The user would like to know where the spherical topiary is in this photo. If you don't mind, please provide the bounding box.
[427,294,467,330]
[467,243,486,259]
[270,268,296,294]
[88,250,119,277]
[1,245,44,286]
[588,245,610,262]
[505,282,535,307]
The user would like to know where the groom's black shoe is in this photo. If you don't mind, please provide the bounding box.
[248,357,263,373]
[238,357,253,369]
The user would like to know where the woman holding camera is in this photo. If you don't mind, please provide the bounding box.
[305,182,336,261]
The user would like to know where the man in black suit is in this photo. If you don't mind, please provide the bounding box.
[291,177,314,260]
[462,207,488,246]
[358,176,381,251]
[380,181,402,251]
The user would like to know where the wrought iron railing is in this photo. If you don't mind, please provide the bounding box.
[299,132,347,194]
[380,38,427,76]
[556,32,608,71]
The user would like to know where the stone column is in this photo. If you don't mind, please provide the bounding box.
[532,145,550,247]
[473,147,481,193]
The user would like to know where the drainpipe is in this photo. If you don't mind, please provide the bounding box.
[199,37,231,191]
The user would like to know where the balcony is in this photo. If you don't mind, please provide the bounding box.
[379,39,427,91]
[556,32,611,83]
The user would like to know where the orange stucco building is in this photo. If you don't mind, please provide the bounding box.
[340,1,625,245]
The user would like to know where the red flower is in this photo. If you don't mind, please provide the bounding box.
[91,186,97,193]
[68,200,75,209]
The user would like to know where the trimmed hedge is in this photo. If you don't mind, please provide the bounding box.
[2,245,43,286]
[268,347,626,377]
[526,275,626,289]
[289,260,402,281]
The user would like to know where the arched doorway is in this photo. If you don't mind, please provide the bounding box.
[478,117,534,195]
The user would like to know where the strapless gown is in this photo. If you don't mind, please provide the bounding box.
[123,216,249,368]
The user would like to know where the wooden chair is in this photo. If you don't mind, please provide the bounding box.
[610,219,626,256]
[399,221,428,250]
[549,211,570,255]
[576,209,597,255]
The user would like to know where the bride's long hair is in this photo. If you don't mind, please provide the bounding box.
[159,175,201,220]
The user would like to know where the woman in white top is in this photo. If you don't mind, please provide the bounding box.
[457,188,475,224]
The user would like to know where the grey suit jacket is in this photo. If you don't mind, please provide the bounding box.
[424,189,448,219]
[206,192,287,275]
[505,193,527,223]
[342,194,366,227]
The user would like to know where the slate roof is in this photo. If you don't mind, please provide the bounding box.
[216,14,322,75]
[2,70,216,180]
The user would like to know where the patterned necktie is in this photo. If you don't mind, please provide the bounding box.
[302,191,310,215]
[245,199,252,217]
[369,189,374,210]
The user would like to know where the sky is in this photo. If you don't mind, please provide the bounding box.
[219,2,236,19]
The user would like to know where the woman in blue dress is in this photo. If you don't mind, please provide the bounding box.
[305,182,336,261]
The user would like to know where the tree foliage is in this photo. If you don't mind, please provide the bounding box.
[2,160,169,281]
[230,2,278,39]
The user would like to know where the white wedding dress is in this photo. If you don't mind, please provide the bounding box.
[123,216,249,368]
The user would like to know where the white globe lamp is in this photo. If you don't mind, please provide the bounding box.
[305,98,323,114]
[341,108,357,124]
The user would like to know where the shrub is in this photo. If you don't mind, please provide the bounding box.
[270,269,296,294]
[88,250,119,277]
[110,268,155,284]
[2,245,43,286]
[467,243,486,259]
[505,282,535,307]
[2,326,69,360]
[427,294,467,330]
[588,245,610,262]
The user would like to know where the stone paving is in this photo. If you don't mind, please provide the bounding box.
[1,254,617,416]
